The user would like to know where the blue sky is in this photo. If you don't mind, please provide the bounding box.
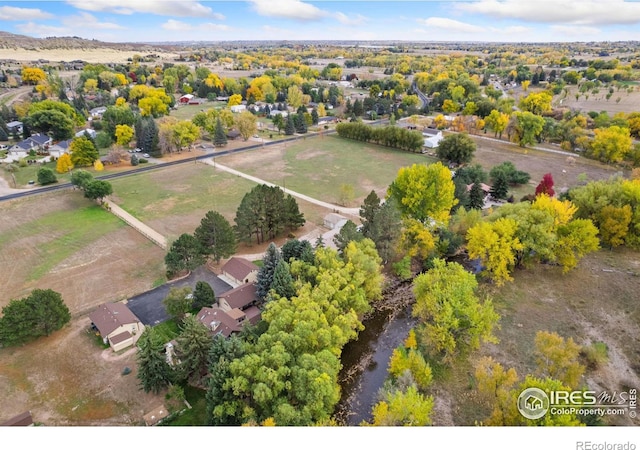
[2,1,640,43]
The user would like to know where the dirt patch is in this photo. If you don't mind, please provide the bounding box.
[0,316,164,425]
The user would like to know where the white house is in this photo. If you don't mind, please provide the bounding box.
[230,104,247,113]
[6,121,23,135]
[75,128,97,139]
[48,139,72,158]
[9,134,52,157]
[422,129,443,149]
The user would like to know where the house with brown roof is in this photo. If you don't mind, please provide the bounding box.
[196,306,243,338]
[221,257,259,287]
[218,283,258,312]
[89,302,145,352]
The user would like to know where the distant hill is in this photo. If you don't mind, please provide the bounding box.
[0,31,179,53]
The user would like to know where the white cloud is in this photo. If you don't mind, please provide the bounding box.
[550,25,601,37]
[63,12,124,30]
[15,22,69,37]
[161,20,229,32]
[66,0,224,19]
[0,6,53,21]
[249,0,327,21]
[458,0,640,26]
[335,12,368,26]
[417,17,485,33]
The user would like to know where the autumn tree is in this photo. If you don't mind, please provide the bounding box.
[412,259,499,363]
[227,94,242,107]
[370,386,434,426]
[69,136,99,167]
[518,91,552,115]
[436,132,476,166]
[21,67,46,85]
[235,111,258,141]
[56,153,73,174]
[512,111,545,147]
[194,210,236,263]
[590,126,632,163]
[387,162,457,226]
[534,331,585,390]
[115,124,134,146]
[598,204,632,248]
[466,218,523,285]
[535,173,555,197]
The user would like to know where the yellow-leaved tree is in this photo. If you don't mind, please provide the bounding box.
[93,159,104,171]
[56,153,73,174]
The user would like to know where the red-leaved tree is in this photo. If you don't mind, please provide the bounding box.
[535,173,555,197]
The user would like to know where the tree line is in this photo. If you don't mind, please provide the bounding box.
[336,122,424,153]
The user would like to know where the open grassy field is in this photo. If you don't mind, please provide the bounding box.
[432,248,640,426]
[556,84,640,116]
[467,134,623,199]
[109,162,330,245]
[0,191,165,314]
[215,134,436,206]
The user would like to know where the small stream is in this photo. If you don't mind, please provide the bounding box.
[334,281,418,426]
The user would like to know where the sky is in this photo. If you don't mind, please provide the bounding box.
[3,0,640,43]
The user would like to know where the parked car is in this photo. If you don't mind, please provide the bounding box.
[0,144,8,150]
[135,148,142,152]
[143,153,150,158]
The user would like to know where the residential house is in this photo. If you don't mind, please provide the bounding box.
[8,134,52,158]
[89,302,145,352]
[48,139,72,158]
[178,94,194,104]
[269,109,288,118]
[6,120,23,135]
[196,283,261,338]
[422,128,443,149]
[75,128,97,139]
[323,212,348,230]
[230,104,247,113]
[89,106,107,119]
[220,257,259,287]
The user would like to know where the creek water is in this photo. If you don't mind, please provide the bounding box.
[334,296,418,426]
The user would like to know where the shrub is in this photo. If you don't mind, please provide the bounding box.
[139,158,148,163]
[37,167,57,185]
[580,342,609,370]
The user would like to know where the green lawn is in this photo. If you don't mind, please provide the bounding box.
[216,134,436,206]
[169,102,227,121]
[163,385,208,426]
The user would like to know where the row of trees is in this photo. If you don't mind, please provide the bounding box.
[336,122,424,152]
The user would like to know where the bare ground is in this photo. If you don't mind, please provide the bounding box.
[0,316,164,425]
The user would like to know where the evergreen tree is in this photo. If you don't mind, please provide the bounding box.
[270,259,296,299]
[176,315,213,385]
[136,327,173,394]
[333,220,364,254]
[206,335,245,425]
[311,108,319,125]
[213,117,227,147]
[135,116,160,157]
[256,243,281,302]
[360,190,382,238]
[194,210,236,263]
[164,233,205,278]
[192,281,216,310]
[295,113,307,134]
[284,114,295,135]
[490,170,510,200]
[468,182,486,210]
[353,99,364,116]
[284,194,305,230]
[281,239,315,263]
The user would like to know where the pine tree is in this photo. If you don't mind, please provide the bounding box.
[213,117,227,147]
[194,210,236,263]
[294,113,307,134]
[468,182,486,210]
[490,171,509,200]
[360,190,382,238]
[284,194,305,230]
[284,114,295,135]
[192,281,216,310]
[270,259,296,299]
[256,243,281,302]
[311,108,319,125]
[136,327,172,394]
[176,315,213,385]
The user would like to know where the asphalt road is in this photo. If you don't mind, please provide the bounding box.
[126,266,232,325]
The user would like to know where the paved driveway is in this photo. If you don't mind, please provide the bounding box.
[126,266,233,325]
